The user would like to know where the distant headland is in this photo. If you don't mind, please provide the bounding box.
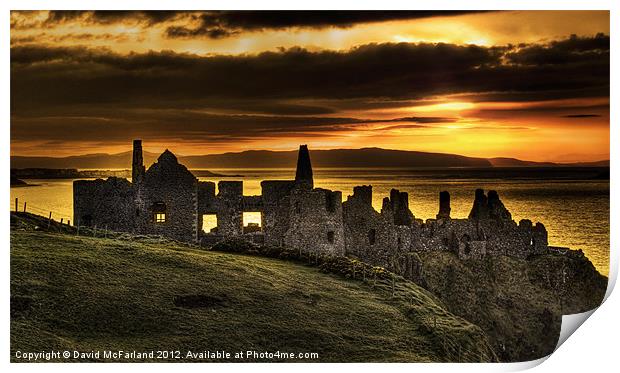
[11,147,609,170]
[10,168,234,181]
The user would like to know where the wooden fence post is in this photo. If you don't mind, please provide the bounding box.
[93,225,97,237]
[60,218,63,224]
[23,202,27,213]
[104,225,108,238]
[15,198,18,212]
[67,219,70,226]
[47,212,52,229]
[76,224,80,236]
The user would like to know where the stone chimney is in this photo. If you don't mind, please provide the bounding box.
[132,139,145,185]
[436,191,451,220]
[295,144,314,189]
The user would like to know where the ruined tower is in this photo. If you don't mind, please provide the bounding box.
[132,139,146,231]
[132,139,145,185]
[487,190,512,221]
[295,144,314,189]
[382,189,413,226]
[469,189,512,222]
[468,188,489,220]
[437,191,451,220]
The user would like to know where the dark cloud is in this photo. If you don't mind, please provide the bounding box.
[10,35,609,146]
[164,11,489,39]
[10,108,452,145]
[471,103,609,121]
[505,33,609,65]
[563,114,602,118]
[10,42,502,107]
[387,117,457,124]
[447,87,610,103]
[44,10,85,24]
[11,36,608,108]
[44,10,181,26]
[199,11,483,29]
[39,11,489,38]
[165,25,233,39]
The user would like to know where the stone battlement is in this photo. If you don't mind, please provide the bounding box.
[74,140,550,269]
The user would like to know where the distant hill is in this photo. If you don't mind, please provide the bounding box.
[488,157,610,167]
[487,158,557,167]
[10,167,227,179]
[11,147,609,169]
[10,151,160,170]
[181,148,492,169]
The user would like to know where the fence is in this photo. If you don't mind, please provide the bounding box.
[12,197,73,226]
[8,198,117,238]
[11,197,140,240]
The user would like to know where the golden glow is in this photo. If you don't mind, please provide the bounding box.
[409,102,476,113]
[9,11,610,162]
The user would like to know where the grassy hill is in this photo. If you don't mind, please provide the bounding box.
[10,213,496,362]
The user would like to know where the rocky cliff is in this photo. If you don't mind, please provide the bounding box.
[411,248,607,361]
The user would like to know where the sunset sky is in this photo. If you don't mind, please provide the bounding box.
[10,10,610,162]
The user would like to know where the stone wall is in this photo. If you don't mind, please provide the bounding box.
[73,177,134,231]
[285,187,345,255]
[342,188,550,276]
[343,186,417,269]
[197,181,217,213]
[261,180,295,246]
[215,181,244,236]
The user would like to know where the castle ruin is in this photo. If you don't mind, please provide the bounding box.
[74,140,550,272]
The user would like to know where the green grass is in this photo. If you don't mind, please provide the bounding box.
[11,224,495,362]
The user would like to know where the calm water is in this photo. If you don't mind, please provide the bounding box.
[10,168,610,276]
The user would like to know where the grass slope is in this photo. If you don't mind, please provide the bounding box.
[11,222,495,362]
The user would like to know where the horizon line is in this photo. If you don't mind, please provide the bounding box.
[9,145,610,165]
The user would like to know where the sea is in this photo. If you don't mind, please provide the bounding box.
[10,167,610,276]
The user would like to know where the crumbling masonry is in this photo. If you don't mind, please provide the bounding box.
[74,140,550,273]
